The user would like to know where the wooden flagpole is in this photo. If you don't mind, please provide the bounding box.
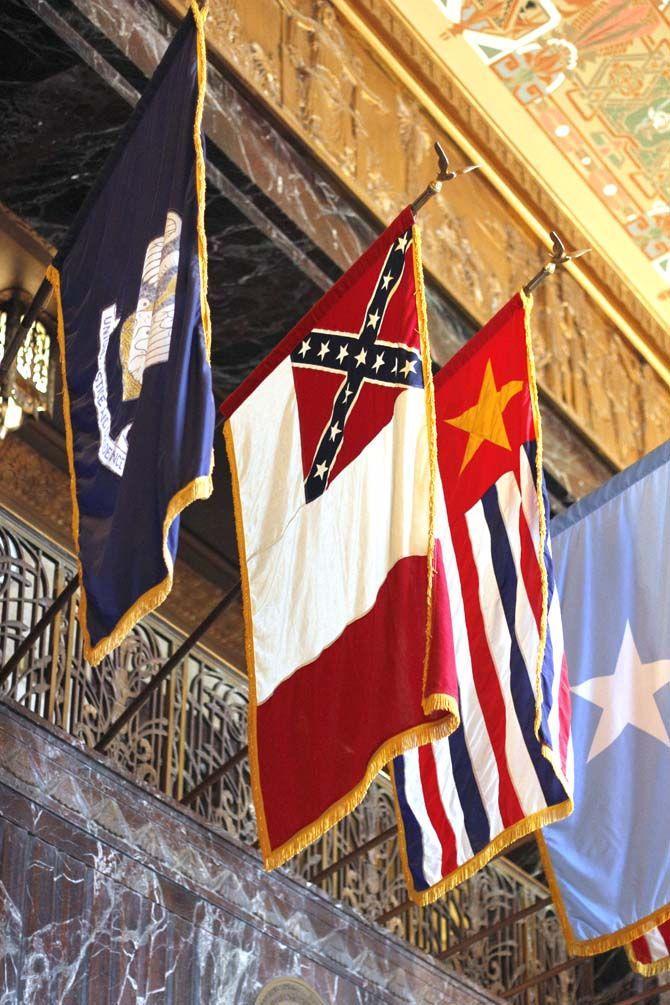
[438,897,552,961]
[0,573,79,688]
[94,579,241,752]
[0,276,53,397]
[181,745,248,806]
[500,957,583,999]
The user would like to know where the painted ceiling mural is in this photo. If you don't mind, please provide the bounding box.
[391,0,670,307]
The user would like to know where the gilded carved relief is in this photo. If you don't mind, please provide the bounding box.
[165,0,670,470]
[431,0,670,285]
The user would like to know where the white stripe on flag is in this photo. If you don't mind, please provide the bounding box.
[435,498,505,838]
[518,446,567,773]
[496,471,540,696]
[519,446,540,551]
[402,747,444,888]
[466,500,546,815]
[645,927,669,961]
[432,734,474,866]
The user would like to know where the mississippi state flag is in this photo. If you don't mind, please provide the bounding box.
[221,209,460,869]
[393,293,574,905]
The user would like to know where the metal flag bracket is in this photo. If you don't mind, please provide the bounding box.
[523,230,591,296]
[411,141,482,215]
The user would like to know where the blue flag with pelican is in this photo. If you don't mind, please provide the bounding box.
[539,439,670,972]
[47,2,214,664]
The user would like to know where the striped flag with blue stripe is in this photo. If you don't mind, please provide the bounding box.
[393,293,574,905]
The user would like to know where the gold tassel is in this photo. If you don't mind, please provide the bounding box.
[412,223,455,723]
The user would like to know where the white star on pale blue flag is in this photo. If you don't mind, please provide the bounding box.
[572,621,670,762]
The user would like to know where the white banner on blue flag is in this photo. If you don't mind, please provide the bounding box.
[48,2,214,665]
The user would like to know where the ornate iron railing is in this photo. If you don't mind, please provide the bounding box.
[0,502,591,1003]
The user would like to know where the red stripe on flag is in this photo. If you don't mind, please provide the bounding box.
[425,540,459,703]
[450,512,524,828]
[418,744,458,877]
[632,935,652,965]
[518,501,543,630]
[255,552,456,852]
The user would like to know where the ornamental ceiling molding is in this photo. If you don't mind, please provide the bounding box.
[156,0,668,370]
[152,0,670,473]
[331,0,670,369]
[351,0,670,357]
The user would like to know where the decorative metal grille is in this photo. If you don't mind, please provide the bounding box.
[0,503,612,1003]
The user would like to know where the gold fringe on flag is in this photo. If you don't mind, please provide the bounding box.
[224,224,459,871]
[49,2,214,666]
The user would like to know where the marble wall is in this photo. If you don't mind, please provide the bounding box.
[0,701,502,1004]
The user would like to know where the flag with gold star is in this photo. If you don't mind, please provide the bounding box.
[393,292,574,905]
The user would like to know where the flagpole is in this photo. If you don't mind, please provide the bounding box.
[0,140,469,400]
[523,231,590,296]
[376,898,415,924]
[437,896,552,961]
[94,579,241,752]
[0,573,79,689]
[376,833,538,926]
[0,414,229,689]
[183,764,398,883]
[310,825,397,885]
[180,745,248,806]
[500,956,583,999]
[612,984,670,1005]
[0,275,53,396]
[410,141,481,215]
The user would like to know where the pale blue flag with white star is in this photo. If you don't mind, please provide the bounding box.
[540,439,670,959]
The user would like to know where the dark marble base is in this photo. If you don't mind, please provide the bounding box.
[0,701,502,1004]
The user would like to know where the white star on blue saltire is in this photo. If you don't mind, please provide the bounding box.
[329,421,341,441]
[318,341,330,361]
[382,271,393,290]
[343,385,353,402]
[401,359,417,378]
[355,348,367,367]
[315,461,328,480]
[396,233,409,253]
[372,352,385,373]
[572,621,670,762]
[337,344,348,363]
[298,338,311,358]
[367,310,380,330]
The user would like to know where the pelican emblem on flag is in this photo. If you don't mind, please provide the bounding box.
[92,211,182,476]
